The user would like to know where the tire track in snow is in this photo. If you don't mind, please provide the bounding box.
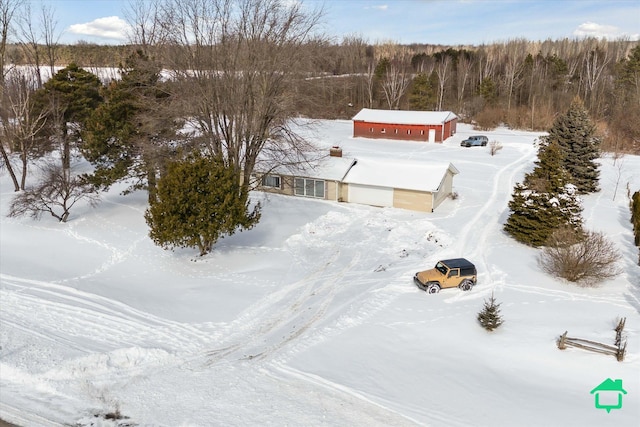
[202,250,362,364]
[445,141,536,296]
[1,274,215,354]
[452,144,535,259]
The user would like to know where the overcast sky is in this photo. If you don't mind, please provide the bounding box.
[30,0,640,45]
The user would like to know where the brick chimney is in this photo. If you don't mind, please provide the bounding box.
[329,146,342,157]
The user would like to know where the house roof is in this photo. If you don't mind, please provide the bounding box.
[342,158,459,192]
[352,108,458,126]
[299,156,356,181]
[255,155,356,182]
[254,153,459,193]
[590,379,627,394]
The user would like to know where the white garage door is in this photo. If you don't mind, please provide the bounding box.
[348,184,393,207]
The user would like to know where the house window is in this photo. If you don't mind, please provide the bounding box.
[261,174,281,189]
[381,128,386,133]
[370,127,374,132]
[420,130,424,135]
[394,129,398,134]
[407,129,411,135]
[294,178,325,198]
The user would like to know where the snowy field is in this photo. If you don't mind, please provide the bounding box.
[1,120,639,426]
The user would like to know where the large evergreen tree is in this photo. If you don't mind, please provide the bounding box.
[33,63,103,174]
[408,72,437,110]
[145,153,261,256]
[543,99,601,194]
[82,51,176,201]
[504,139,583,246]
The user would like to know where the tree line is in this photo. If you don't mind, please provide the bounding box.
[3,0,640,152]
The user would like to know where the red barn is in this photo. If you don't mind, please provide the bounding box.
[352,108,458,143]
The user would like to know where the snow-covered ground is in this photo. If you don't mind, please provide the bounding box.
[1,120,639,426]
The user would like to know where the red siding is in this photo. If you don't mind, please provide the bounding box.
[353,118,457,143]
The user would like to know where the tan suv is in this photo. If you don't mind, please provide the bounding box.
[414,258,477,294]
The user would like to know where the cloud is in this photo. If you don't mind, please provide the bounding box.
[572,21,635,40]
[67,16,129,41]
[364,4,388,10]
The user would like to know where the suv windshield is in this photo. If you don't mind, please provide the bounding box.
[435,262,447,275]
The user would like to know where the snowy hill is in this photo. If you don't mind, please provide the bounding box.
[1,121,639,426]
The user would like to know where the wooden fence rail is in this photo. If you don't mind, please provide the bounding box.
[557,331,627,362]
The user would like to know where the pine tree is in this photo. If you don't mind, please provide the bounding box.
[504,140,583,246]
[543,98,601,194]
[82,51,176,200]
[145,153,261,256]
[33,63,103,174]
[477,292,504,331]
[408,72,436,110]
[632,191,640,247]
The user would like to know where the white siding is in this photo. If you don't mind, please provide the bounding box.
[348,184,393,207]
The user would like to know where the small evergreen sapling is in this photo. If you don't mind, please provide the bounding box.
[477,292,504,331]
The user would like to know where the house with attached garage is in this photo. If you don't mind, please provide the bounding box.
[253,147,459,213]
[352,108,458,143]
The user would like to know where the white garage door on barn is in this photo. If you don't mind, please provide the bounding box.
[348,184,393,207]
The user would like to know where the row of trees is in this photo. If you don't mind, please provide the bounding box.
[2,0,326,254]
[504,99,623,284]
[2,0,639,152]
[304,39,640,153]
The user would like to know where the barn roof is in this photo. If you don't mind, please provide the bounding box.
[352,108,458,125]
[343,158,459,192]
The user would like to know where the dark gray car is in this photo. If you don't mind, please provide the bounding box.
[461,135,488,147]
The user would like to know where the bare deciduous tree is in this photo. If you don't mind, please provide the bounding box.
[503,39,527,112]
[8,162,100,222]
[435,55,451,111]
[124,0,168,52]
[163,0,325,188]
[538,227,622,286]
[363,59,376,108]
[40,3,60,78]
[2,68,49,189]
[17,3,60,87]
[456,54,472,113]
[0,0,21,191]
[381,60,411,110]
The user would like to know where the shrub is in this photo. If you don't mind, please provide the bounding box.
[145,153,260,256]
[538,227,622,286]
[489,140,503,156]
[7,162,100,222]
[474,106,502,130]
[477,292,504,331]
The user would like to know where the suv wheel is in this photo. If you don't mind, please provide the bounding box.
[426,283,441,294]
[459,279,474,291]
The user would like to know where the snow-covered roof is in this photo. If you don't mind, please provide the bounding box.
[254,151,458,192]
[255,155,356,181]
[298,156,356,181]
[352,108,458,125]
[343,159,459,192]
